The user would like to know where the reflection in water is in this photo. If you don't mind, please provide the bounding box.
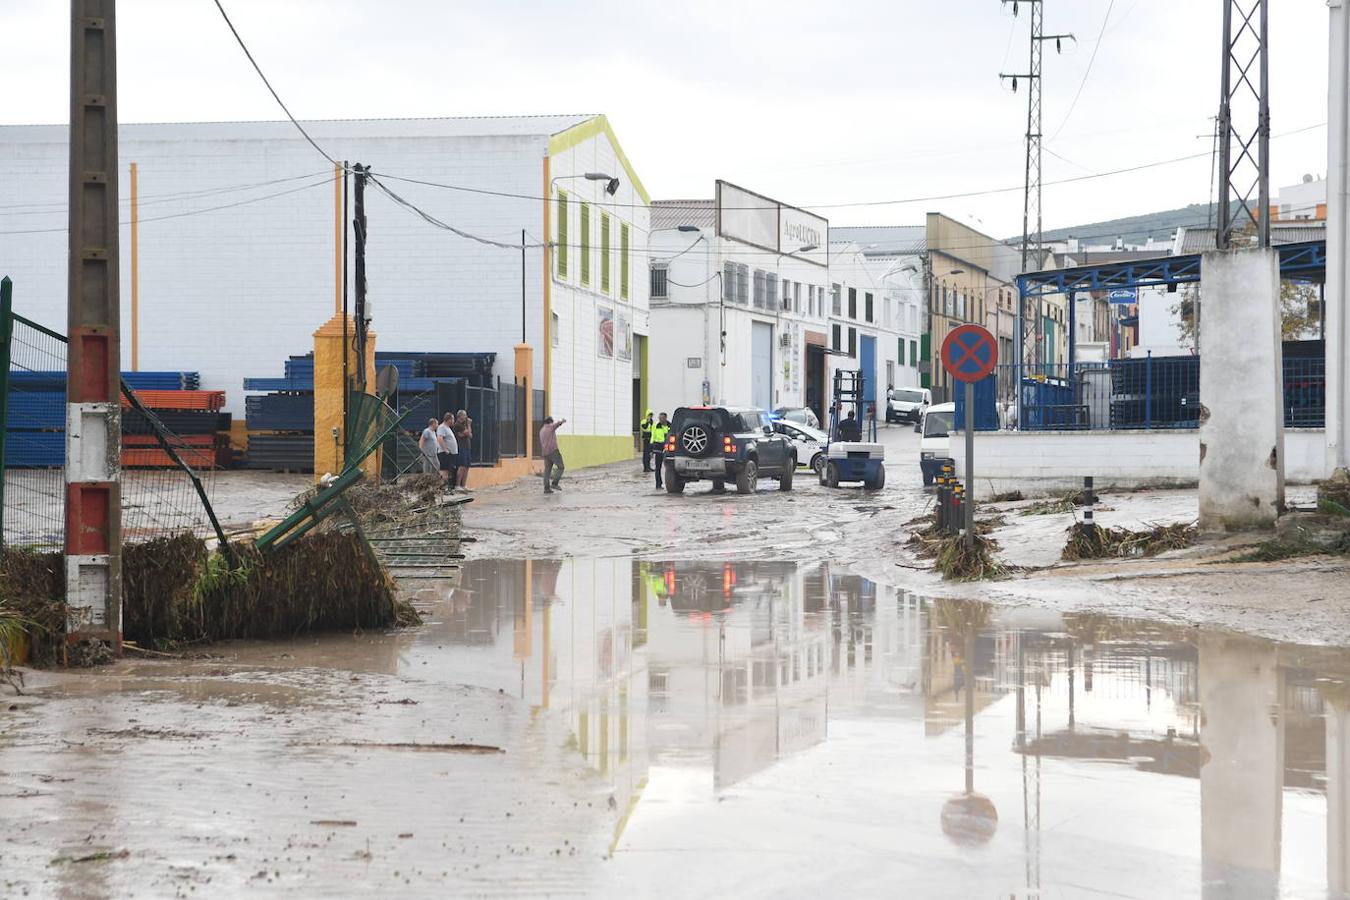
[432,557,1350,896]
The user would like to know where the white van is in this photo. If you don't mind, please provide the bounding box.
[886,387,931,425]
[919,402,955,486]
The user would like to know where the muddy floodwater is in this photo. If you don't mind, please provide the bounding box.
[5,557,1350,898]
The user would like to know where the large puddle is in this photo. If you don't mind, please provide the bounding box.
[5,557,1350,897]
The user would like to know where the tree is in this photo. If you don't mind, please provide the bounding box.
[1170,279,1322,349]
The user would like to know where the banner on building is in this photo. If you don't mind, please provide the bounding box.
[716,180,827,267]
[616,312,633,361]
[598,306,614,358]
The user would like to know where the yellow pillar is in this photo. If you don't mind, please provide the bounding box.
[313,312,376,480]
[515,343,534,459]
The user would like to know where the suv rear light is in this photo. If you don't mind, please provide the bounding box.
[665,438,676,452]
[722,436,734,453]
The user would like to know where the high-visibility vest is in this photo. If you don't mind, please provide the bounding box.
[640,417,653,438]
[650,423,671,447]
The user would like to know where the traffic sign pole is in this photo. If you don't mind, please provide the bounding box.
[939,324,998,551]
[965,380,975,548]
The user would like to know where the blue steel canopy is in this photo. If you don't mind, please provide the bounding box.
[1017,239,1325,299]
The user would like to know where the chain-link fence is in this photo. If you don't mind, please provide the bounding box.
[2,278,227,551]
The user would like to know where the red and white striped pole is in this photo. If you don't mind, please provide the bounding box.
[65,0,122,648]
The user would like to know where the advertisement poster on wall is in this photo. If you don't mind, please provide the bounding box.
[616,312,633,361]
[598,306,615,358]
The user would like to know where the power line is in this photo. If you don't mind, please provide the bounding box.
[1048,0,1116,142]
[0,175,336,235]
[210,0,338,167]
[0,169,331,216]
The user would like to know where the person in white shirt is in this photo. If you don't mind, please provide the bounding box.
[436,413,459,489]
[418,418,440,474]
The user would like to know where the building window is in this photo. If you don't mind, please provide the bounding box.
[551,311,560,347]
[910,340,917,366]
[620,223,631,300]
[600,212,611,293]
[722,261,735,302]
[555,191,568,278]
[848,288,857,319]
[865,292,874,323]
[753,270,766,308]
[794,282,802,313]
[957,292,966,319]
[832,323,841,350]
[650,264,668,299]
[831,284,842,316]
[767,274,778,310]
[737,264,749,304]
[847,327,857,357]
[579,202,591,287]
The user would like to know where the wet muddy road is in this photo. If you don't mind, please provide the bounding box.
[6,556,1350,897]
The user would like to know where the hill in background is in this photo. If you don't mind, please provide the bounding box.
[1029,202,1217,247]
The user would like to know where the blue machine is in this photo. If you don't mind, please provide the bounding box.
[821,369,886,490]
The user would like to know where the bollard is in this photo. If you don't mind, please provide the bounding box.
[1082,476,1096,527]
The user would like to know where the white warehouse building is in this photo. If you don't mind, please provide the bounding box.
[0,114,650,469]
[648,182,833,421]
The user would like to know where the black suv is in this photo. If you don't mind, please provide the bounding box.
[663,406,794,494]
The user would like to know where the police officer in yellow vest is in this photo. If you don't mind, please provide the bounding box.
[639,409,654,472]
[650,412,671,489]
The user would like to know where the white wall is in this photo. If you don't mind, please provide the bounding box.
[0,119,574,416]
[949,428,1330,500]
[826,243,920,410]
[1134,284,1191,357]
[546,130,651,439]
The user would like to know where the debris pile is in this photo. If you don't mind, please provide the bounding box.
[1319,470,1350,518]
[906,514,1006,581]
[1061,522,1196,561]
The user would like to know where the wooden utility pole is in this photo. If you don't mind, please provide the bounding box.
[66,0,122,647]
[352,163,368,392]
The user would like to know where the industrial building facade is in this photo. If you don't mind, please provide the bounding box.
[0,114,649,469]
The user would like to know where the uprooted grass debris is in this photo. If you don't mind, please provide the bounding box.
[1019,492,1083,516]
[3,476,450,663]
[1319,470,1350,518]
[1062,522,1197,561]
[906,514,1007,580]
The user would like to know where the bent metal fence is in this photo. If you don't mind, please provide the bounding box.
[1,278,227,551]
[977,351,1325,432]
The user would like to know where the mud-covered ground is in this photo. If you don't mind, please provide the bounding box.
[468,425,1349,646]
[6,428,1350,898]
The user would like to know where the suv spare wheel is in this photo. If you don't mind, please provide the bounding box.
[680,423,716,458]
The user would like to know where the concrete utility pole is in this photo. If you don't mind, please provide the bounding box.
[1327,0,1350,476]
[65,0,122,646]
[1216,0,1270,249]
[1000,0,1072,374]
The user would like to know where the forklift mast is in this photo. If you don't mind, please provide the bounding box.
[830,368,865,441]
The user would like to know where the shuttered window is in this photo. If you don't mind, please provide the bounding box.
[555,191,568,278]
[620,223,631,300]
[580,202,591,286]
[600,212,611,293]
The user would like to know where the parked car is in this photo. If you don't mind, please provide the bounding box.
[773,419,829,475]
[886,387,930,425]
[919,401,955,486]
[772,406,822,430]
[664,406,795,494]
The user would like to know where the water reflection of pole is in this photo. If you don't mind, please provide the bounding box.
[1067,642,1075,731]
[964,629,975,795]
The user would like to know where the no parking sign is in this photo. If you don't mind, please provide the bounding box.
[939,324,997,546]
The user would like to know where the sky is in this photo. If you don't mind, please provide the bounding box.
[2,0,1334,240]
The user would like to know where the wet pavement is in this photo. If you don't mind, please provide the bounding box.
[5,556,1350,897]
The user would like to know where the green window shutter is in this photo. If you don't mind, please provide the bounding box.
[580,202,591,286]
[620,224,630,300]
[600,212,611,293]
[920,333,931,362]
[556,191,568,278]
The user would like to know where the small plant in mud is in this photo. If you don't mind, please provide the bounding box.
[1319,470,1350,518]
[1061,522,1196,561]
[1019,493,1083,517]
[0,600,35,694]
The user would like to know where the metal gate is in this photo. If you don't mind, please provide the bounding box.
[751,322,773,410]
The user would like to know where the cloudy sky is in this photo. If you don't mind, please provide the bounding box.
[3,0,1333,238]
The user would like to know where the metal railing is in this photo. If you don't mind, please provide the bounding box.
[976,351,1326,432]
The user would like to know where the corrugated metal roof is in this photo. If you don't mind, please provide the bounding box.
[651,199,716,232]
[831,225,926,257]
[1177,222,1326,254]
[0,114,599,143]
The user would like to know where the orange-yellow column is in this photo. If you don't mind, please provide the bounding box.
[313,312,376,480]
[515,342,534,458]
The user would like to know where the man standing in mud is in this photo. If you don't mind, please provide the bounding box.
[419,418,440,475]
[437,413,459,490]
[540,416,567,494]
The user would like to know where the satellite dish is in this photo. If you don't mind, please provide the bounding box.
[375,364,399,399]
